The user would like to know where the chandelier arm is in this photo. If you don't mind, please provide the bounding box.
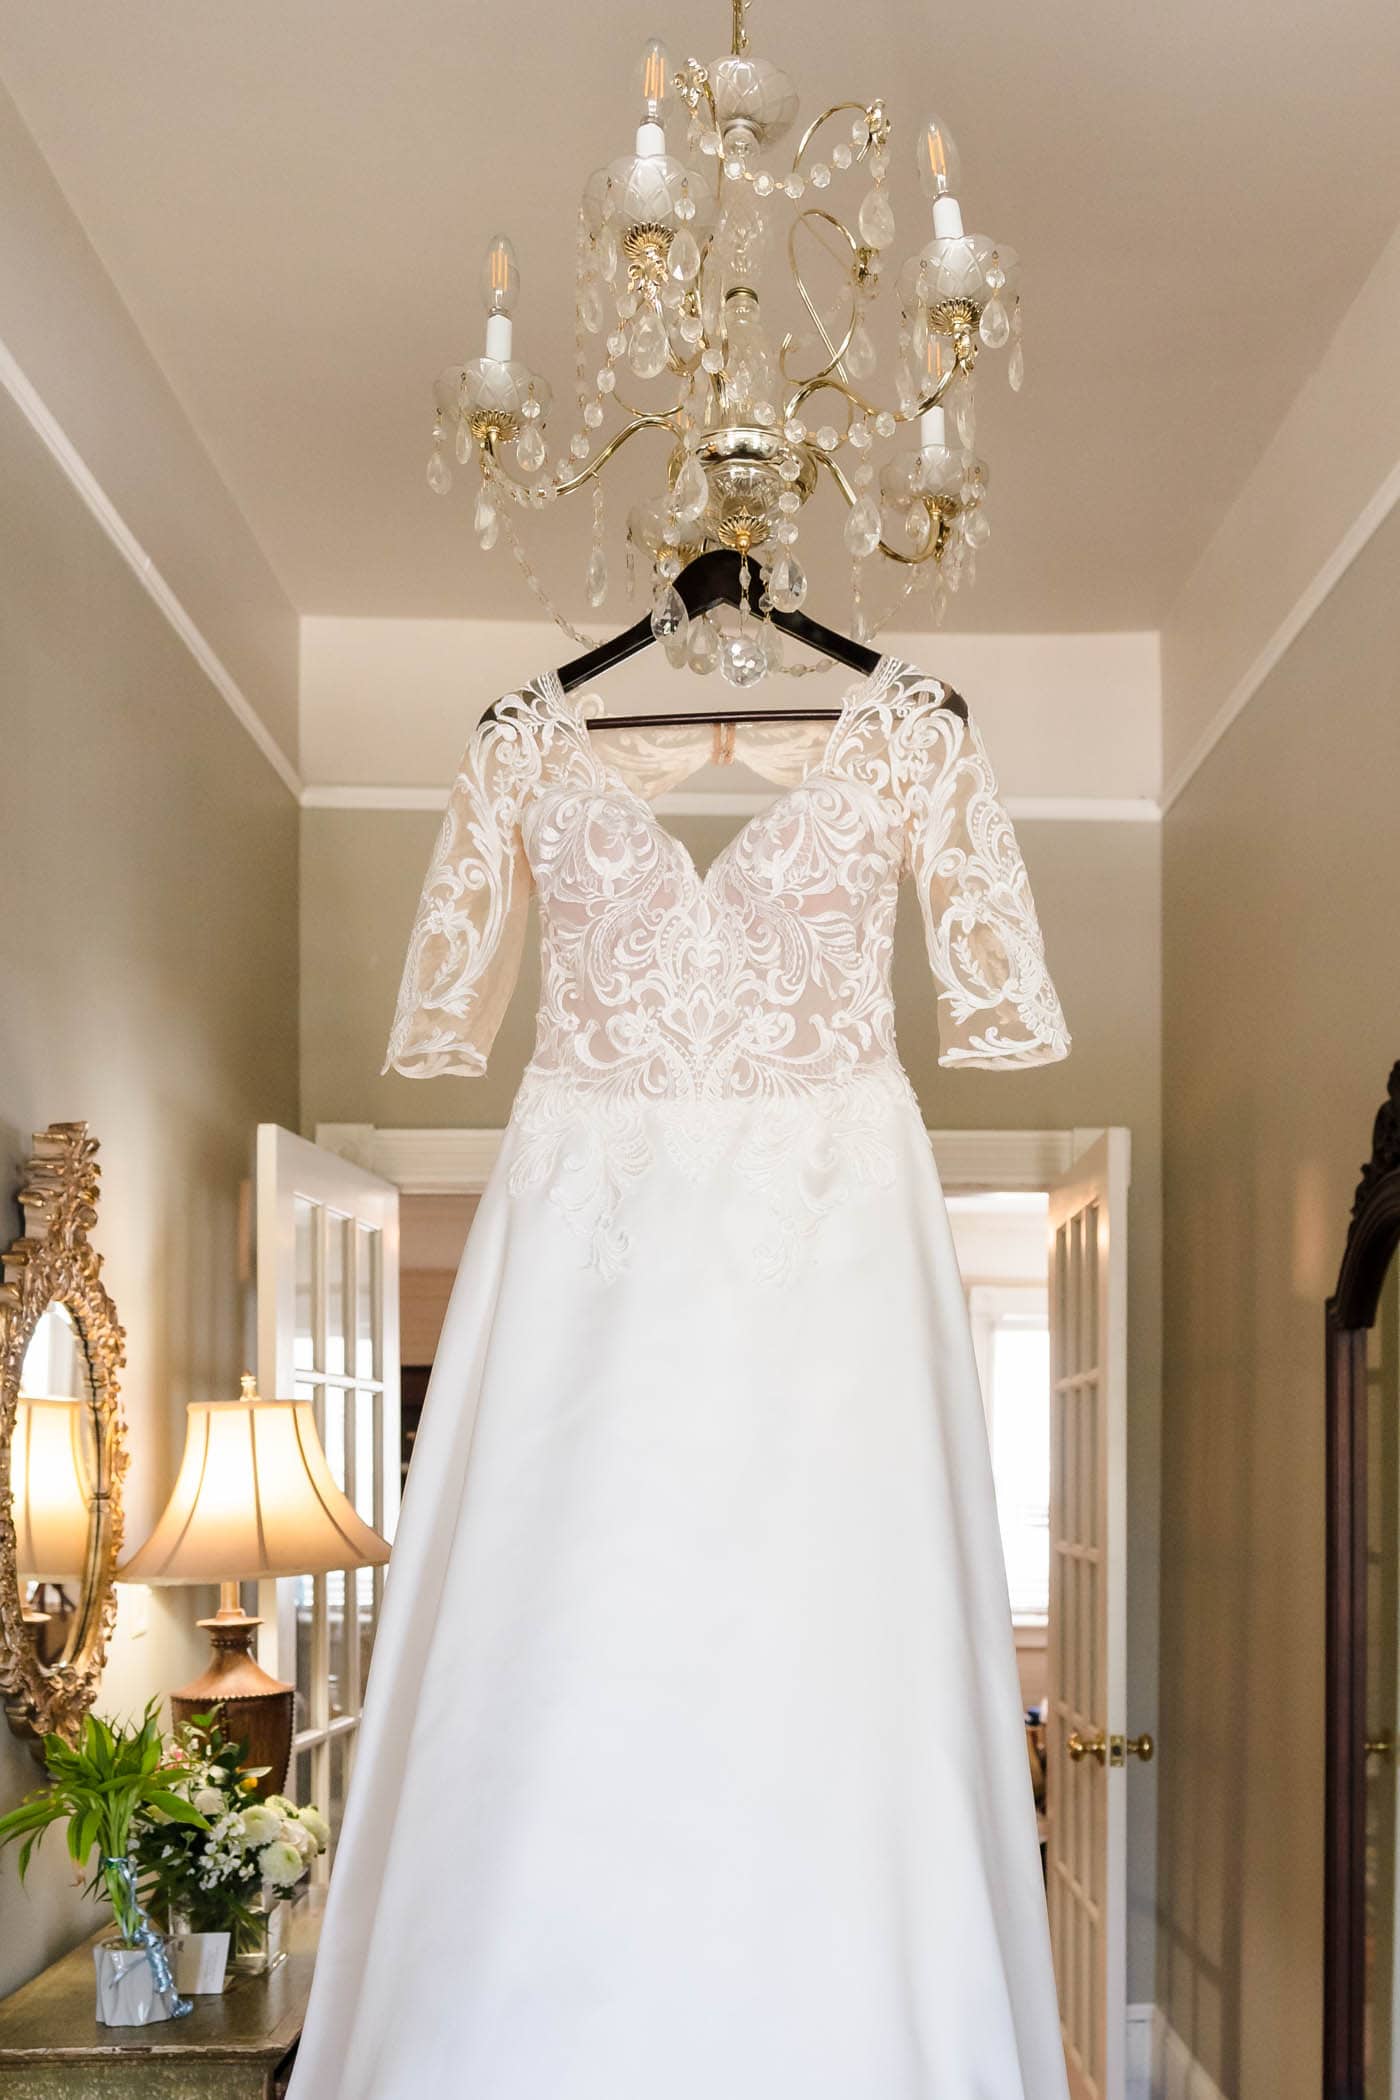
[778,209,861,399]
[791,100,876,178]
[786,358,962,429]
[820,453,945,569]
[485,411,683,501]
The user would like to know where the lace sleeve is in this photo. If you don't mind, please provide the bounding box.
[904,702,1070,1071]
[382,714,533,1079]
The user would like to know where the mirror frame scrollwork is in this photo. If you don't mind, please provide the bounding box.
[1326,1061,1400,2099]
[0,1123,128,1746]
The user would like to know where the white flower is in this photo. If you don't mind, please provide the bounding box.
[238,1805,282,1849]
[192,1787,226,1817]
[282,1818,317,1861]
[261,1794,296,1818]
[207,1766,227,1783]
[296,1807,330,1851]
[260,1840,307,1890]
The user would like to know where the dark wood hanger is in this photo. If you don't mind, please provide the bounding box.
[478,548,965,730]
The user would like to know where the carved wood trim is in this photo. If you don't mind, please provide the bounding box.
[0,1124,128,1745]
[1325,1060,1400,2099]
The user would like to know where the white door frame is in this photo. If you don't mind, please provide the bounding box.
[315,1122,1107,1197]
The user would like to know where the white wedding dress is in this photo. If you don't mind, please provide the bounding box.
[288,657,1072,2099]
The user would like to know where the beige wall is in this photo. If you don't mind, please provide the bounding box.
[0,391,299,1995]
[0,81,300,768]
[301,798,1164,1998]
[1158,500,1400,2094]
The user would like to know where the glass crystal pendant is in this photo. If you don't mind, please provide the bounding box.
[844,497,882,557]
[650,581,688,645]
[629,306,669,380]
[671,453,709,523]
[586,545,608,607]
[687,612,720,674]
[426,446,452,495]
[719,629,767,687]
[767,554,807,613]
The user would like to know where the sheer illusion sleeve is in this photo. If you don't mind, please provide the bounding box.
[382,715,533,1079]
[903,702,1070,1071]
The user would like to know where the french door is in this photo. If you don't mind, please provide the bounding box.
[254,1125,400,1852]
[1046,1130,1143,2100]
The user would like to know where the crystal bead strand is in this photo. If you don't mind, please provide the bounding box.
[585,483,608,607]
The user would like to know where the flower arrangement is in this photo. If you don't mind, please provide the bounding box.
[133,1711,329,1944]
[0,1704,208,1946]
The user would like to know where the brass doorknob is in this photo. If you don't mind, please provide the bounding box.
[1067,1730,1154,1767]
[1368,1732,1395,1761]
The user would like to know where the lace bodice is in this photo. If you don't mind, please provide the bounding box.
[384,658,1069,1275]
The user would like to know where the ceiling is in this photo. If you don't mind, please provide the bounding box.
[3,0,1399,633]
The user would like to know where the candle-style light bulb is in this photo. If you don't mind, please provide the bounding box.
[920,333,954,448]
[480,234,520,318]
[480,235,519,362]
[916,117,960,200]
[640,38,670,123]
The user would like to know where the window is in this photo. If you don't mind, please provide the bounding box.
[969,1282,1051,1624]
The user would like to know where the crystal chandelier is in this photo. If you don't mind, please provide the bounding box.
[425,0,1022,681]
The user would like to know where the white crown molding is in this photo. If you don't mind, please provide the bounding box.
[1161,451,1400,813]
[0,336,303,800]
[300,781,1161,823]
[315,1122,1081,1195]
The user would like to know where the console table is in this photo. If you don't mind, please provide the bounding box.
[0,1891,323,2099]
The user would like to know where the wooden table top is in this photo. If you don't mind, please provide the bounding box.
[0,1891,323,2066]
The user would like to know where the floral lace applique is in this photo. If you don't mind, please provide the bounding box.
[385,660,1070,1276]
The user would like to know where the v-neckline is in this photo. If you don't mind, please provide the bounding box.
[535,656,901,887]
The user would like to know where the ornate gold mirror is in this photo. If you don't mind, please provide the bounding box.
[0,1124,127,1745]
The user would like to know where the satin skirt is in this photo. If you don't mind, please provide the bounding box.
[288,1090,1068,2099]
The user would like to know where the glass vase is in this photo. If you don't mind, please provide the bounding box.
[232,1890,289,1975]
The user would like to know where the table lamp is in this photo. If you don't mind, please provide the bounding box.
[120,1375,391,1794]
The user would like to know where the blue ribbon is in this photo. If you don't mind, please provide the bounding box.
[102,1856,193,2020]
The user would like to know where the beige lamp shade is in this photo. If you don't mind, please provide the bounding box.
[11,1396,93,1582]
[121,1389,391,1583]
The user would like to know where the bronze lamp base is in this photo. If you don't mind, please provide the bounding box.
[169,1587,293,1797]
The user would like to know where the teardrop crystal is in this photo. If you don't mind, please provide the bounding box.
[474,489,496,535]
[719,631,767,688]
[954,385,977,448]
[629,305,669,380]
[1008,340,1025,393]
[516,423,546,472]
[979,296,1010,349]
[668,227,702,283]
[455,421,471,465]
[478,514,499,551]
[586,546,609,607]
[579,278,605,335]
[687,613,720,675]
[964,507,991,548]
[672,454,709,523]
[426,449,452,495]
[844,496,882,558]
[857,185,896,249]
[767,554,807,614]
[845,320,877,380]
[906,503,931,551]
[650,582,688,644]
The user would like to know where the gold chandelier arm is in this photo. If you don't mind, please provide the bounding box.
[791,100,876,178]
[483,410,682,501]
[731,0,748,57]
[820,451,945,569]
[779,209,861,398]
[785,357,962,431]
